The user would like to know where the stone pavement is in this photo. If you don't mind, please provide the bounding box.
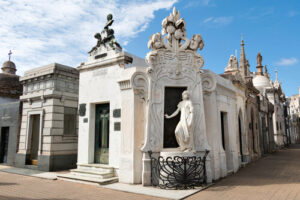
[0,144,299,200]
[0,165,57,180]
[0,171,164,200]
[187,144,300,200]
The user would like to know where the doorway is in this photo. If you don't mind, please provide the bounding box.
[220,112,226,151]
[261,117,268,154]
[94,103,110,164]
[238,115,244,162]
[163,87,187,148]
[29,115,40,165]
[0,127,9,163]
[251,109,256,153]
[220,111,233,172]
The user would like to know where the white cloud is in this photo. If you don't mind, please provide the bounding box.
[203,16,233,26]
[0,0,177,75]
[203,17,213,23]
[276,57,298,66]
[242,7,274,20]
[184,0,212,8]
[288,10,299,17]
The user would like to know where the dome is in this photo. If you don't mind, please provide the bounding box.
[2,60,17,74]
[253,75,271,90]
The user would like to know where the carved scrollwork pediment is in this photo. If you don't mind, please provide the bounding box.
[131,72,149,101]
[201,71,216,94]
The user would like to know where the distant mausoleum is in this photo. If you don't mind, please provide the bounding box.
[15,63,79,171]
[0,53,22,165]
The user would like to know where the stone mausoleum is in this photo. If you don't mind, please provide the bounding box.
[57,7,294,188]
[60,8,235,186]
[15,63,79,171]
[0,52,22,165]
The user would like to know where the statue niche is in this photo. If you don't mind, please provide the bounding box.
[165,90,194,152]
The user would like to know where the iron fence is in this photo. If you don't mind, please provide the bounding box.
[148,150,209,189]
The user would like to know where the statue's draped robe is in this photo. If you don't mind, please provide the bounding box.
[175,100,193,150]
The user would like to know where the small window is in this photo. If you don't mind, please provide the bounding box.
[276,122,279,131]
[280,122,282,130]
[64,107,77,135]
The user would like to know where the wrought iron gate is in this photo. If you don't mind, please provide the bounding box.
[148,150,209,189]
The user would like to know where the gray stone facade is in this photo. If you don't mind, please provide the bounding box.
[0,101,22,165]
[0,57,23,165]
[15,63,79,171]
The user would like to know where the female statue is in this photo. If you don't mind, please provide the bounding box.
[165,90,194,152]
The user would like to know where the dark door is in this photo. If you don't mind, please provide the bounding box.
[30,115,40,165]
[261,117,268,154]
[220,112,226,150]
[163,87,186,148]
[0,127,9,163]
[238,116,244,162]
[95,104,110,164]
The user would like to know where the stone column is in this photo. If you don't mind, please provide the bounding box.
[118,79,145,184]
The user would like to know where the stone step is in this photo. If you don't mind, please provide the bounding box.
[24,165,38,170]
[241,162,248,168]
[227,170,234,175]
[70,169,114,179]
[57,173,118,185]
[77,164,114,174]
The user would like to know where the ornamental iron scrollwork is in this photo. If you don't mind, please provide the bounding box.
[148,150,209,189]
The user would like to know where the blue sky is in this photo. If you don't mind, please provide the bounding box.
[0,0,299,96]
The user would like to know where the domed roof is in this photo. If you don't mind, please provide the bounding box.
[2,60,17,74]
[2,60,16,69]
[0,57,22,98]
[253,75,271,89]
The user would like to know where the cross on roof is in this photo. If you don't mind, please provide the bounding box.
[8,50,12,61]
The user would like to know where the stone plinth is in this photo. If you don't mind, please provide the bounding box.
[160,149,205,159]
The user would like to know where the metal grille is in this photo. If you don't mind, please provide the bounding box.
[148,150,209,190]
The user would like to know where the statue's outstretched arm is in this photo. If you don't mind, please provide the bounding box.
[165,107,180,119]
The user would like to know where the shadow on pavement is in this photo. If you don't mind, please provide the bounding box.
[208,144,300,190]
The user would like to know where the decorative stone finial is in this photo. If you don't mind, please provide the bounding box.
[274,68,280,88]
[256,52,263,75]
[225,54,239,74]
[264,65,270,78]
[88,13,122,55]
[147,7,204,53]
[257,52,262,66]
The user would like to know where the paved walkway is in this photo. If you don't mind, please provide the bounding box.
[187,144,300,200]
[0,144,299,200]
[0,171,164,200]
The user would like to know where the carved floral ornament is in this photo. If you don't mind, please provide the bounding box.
[146,7,205,71]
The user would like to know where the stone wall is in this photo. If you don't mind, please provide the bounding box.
[0,101,21,165]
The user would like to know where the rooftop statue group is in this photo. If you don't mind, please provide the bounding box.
[89,14,121,54]
[147,7,204,52]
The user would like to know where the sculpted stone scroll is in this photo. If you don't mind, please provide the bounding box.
[165,91,194,152]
